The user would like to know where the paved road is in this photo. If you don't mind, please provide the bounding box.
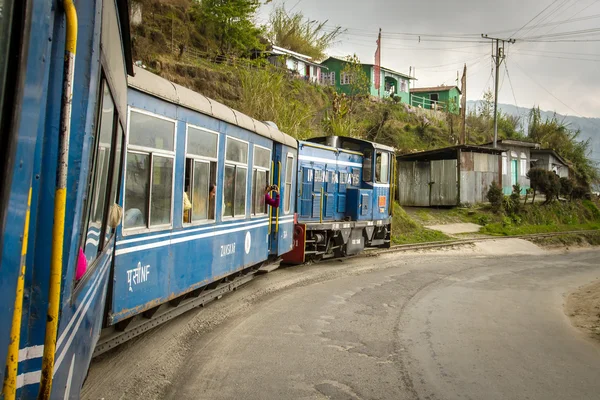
[165,249,600,400]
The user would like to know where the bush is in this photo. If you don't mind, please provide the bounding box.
[527,168,562,203]
[546,172,561,202]
[509,184,522,214]
[559,177,574,199]
[527,168,549,203]
[487,181,503,213]
[572,185,591,200]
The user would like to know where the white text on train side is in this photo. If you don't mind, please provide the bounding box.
[221,243,236,257]
[127,262,150,292]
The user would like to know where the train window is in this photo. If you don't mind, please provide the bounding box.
[252,145,271,216]
[284,154,294,213]
[79,80,123,276]
[80,82,115,265]
[226,137,249,164]
[124,109,176,230]
[104,125,124,242]
[184,125,218,224]
[375,152,390,184]
[128,111,175,151]
[150,156,173,225]
[125,153,150,228]
[224,137,249,218]
[363,149,373,182]
[187,126,218,158]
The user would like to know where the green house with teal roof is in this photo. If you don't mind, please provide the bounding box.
[319,57,415,103]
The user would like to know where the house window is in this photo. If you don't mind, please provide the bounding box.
[184,125,218,224]
[124,109,176,230]
[520,152,528,177]
[340,71,352,85]
[400,80,407,92]
[284,154,294,213]
[252,145,271,216]
[223,137,249,218]
[375,151,390,184]
[502,155,507,174]
[321,72,335,86]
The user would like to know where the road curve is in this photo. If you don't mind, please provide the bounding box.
[165,249,600,400]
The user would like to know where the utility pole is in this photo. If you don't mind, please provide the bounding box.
[481,34,515,148]
[460,63,467,145]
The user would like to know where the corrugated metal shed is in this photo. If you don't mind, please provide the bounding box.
[397,145,503,206]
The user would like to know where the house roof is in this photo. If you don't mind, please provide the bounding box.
[481,139,540,149]
[410,85,461,94]
[531,148,570,166]
[397,145,503,162]
[270,45,312,60]
[320,56,415,80]
[258,45,328,69]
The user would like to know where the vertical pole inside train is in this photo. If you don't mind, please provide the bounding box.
[39,0,77,397]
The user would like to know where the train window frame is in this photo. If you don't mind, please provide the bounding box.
[183,124,219,225]
[375,151,390,184]
[251,144,271,217]
[284,153,294,214]
[363,149,373,183]
[223,136,249,219]
[123,107,176,235]
[77,78,122,283]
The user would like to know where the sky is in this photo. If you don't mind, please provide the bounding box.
[256,0,600,119]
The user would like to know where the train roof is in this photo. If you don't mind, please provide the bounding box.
[128,66,297,149]
[307,136,395,153]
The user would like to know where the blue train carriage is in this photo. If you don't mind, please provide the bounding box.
[283,136,395,264]
[0,0,133,398]
[100,66,297,340]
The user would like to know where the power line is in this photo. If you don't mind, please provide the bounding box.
[519,0,575,39]
[529,0,600,38]
[511,59,585,118]
[510,0,563,39]
[484,13,600,36]
[513,52,600,62]
[504,61,529,127]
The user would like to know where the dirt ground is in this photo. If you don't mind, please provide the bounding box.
[566,279,600,342]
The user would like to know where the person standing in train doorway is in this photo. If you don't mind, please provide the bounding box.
[265,184,280,208]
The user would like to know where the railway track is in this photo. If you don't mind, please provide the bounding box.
[93,229,598,358]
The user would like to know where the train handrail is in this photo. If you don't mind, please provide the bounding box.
[39,0,78,398]
[275,161,281,233]
[269,160,274,233]
[319,187,324,223]
[2,190,32,400]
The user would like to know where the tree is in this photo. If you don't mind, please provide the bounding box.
[340,54,370,101]
[487,181,503,213]
[527,106,599,188]
[267,4,344,60]
[478,89,494,120]
[192,0,264,56]
[527,168,549,204]
[559,177,573,199]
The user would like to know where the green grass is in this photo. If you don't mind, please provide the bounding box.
[391,203,452,244]
[480,222,600,236]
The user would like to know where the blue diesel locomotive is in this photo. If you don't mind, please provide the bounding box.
[283,136,395,264]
